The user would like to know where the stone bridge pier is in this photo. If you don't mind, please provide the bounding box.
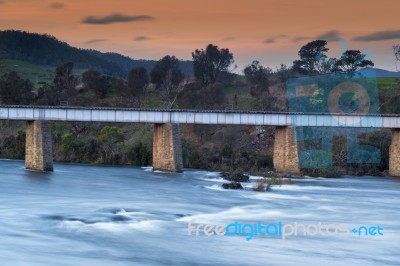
[4,105,400,176]
[23,120,185,173]
[25,121,53,172]
[273,126,300,175]
[152,123,183,172]
[389,129,400,177]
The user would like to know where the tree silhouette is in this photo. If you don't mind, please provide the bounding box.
[150,55,184,108]
[293,40,329,75]
[0,56,4,73]
[393,45,400,71]
[243,60,272,96]
[275,64,293,87]
[0,71,35,104]
[127,67,149,106]
[334,50,374,73]
[82,69,109,99]
[54,62,77,94]
[192,44,234,85]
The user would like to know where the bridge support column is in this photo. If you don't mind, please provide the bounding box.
[273,126,300,175]
[153,123,183,172]
[25,121,53,172]
[389,129,400,177]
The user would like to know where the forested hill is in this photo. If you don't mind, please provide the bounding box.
[86,50,193,78]
[0,30,193,77]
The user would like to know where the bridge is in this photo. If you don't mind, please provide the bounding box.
[2,105,400,176]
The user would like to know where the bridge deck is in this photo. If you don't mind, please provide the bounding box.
[0,105,398,128]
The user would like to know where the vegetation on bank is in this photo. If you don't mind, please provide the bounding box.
[0,32,400,177]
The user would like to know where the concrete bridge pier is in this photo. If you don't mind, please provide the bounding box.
[25,121,53,172]
[273,126,300,175]
[389,129,400,177]
[153,123,183,172]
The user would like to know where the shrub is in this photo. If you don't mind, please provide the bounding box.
[130,142,151,166]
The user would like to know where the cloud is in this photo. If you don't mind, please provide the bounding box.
[84,39,107,44]
[292,36,310,43]
[263,35,288,44]
[316,30,342,41]
[353,30,400,42]
[134,36,149,41]
[82,13,153,25]
[292,31,342,43]
[49,2,64,9]
[222,36,236,41]
[264,37,276,44]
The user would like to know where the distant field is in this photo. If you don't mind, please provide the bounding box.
[377,77,400,97]
[0,59,54,86]
[0,59,86,88]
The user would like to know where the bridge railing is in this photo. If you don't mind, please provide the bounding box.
[0,105,398,128]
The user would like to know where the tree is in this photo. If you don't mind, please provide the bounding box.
[177,81,225,109]
[53,62,78,103]
[36,83,60,106]
[98,126,124,163]
[243,60,272,96]
[0,56,4,73]
[243,61,280,111]
[293,40,329,75]
[150,55,185,108]
[394,45,400,71]
[275,64,293,87]
[82,69,109,99]
[0,71,35,104]
[130,142,151,166]
[82,69,101,87]
[192,44,234,85]
[61,133,79,160]
[54,62,76,92]
[37,62,77,106]
[127,67,149,106]
[320,58,341,74]
[334,50,374,73]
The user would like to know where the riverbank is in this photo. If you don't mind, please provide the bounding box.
[0,117,391,179]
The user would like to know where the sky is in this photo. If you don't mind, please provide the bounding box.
[0,0,399,71]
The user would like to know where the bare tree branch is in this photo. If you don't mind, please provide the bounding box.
[393,45,400,71]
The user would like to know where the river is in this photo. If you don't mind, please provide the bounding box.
[0,160,399,266]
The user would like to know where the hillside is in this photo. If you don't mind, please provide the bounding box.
[0,30,193,78]
[0,59,54,85]
[360,67,400,78]
[87,50,193,78]
[0,59,90,87]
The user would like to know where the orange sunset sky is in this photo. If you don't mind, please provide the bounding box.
[0,0,399,71]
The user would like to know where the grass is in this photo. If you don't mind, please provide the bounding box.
[143,91,163,108]
[221,85,254,110]
[377,77,400,97]
[0,59,54,86]
[377,77,399,86]
[0,59,86,88]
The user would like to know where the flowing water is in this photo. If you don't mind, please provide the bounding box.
[0,160,399,266]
